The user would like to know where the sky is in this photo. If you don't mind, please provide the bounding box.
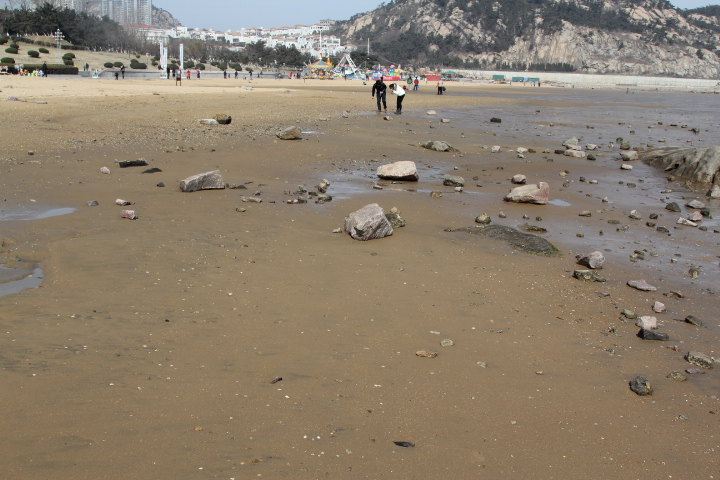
[153,0,719,30]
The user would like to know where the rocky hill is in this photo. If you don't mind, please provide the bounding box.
[335,0,720,78]
[152,4,182,29]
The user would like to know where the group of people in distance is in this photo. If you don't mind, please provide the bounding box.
[372,76,446,115]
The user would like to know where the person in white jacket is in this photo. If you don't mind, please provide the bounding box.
[390,83,406,114]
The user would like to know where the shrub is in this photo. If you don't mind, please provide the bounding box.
[229,63,242,71]
[62,52,75,60]
[1,57,15,64]
[217,62,228,70]
[0,38,8,45]
[131,62,147,69]
[197,63,205,70]
[113,61,123,68]
[184,60,194,68]
[151,60,158,66]
[152,55,159,62]
[5,47,18,55]
[28,50,40,58]
[63,58,74,66]
[104,62,114,68]
[39,47,49,54]
[23,63,78,75]
[9,43,19,50]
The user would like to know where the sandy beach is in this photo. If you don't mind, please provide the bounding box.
[1,76,718,479]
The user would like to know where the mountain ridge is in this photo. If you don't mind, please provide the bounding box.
[334,0,720,78]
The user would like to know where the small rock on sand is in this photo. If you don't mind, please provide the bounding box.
[627,279,657,291]
[564,150,586,158]
[377,161,418,181]
[504,182,550,205]
[345,204,394,241]
[512,174,527,185]
[422,141,456,152]
[121,210,138,220]
[636,316,658,330]
[653,301,666,313]
[686,199,706,209]
[685,351,714,369]
[573,270,606,282]
[100,167,111,174]
[180,170,226,192]
[577,251,605,269]
[213,114,232,125]
[199,118,220,125]
[629,376,653,396]
[709,185,720,199]
[276,126,302,140]
[637,329,669,341]
[620,150,638,161]
[442,174,465,187]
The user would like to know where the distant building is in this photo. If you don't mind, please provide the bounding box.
[100,0,152,26]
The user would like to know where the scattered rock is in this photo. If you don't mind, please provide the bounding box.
[121,210,138,220]
[385,207,406,229]
[199,118,220,126]
[377,161,419,181]
[577,251,605,269]
[627,279,657,291]
[143,167,162,174]
[562,137,579,148]
[564,150,586,158]
[636,316,658,330]
[100,167,111,175]
[621,164,633,171]
[511,174,527,185]
[117,159,149,168]
[115,199,133,206]
[422,140,456,152]
[504,182,550,205]
[622,309,637,320]
[573,270,606,282]
[442,174,465,187]
[579,210,592,217]
[629,376,653,396]
[213,114,232,125]
[393,441,415,448]
[180,170,226,192]
[440,118,450,123]
[620,150,638,161]
[426,110,437,115]
[652,301,666,313]
[684,315,704,327]
[86,200,99,207]
[665,202,681,212]
[491,145,501,153]
[490,117,502,123]
[686,199,706,209]
[667,371,687,382]
[156,182,165,188]
[415,350,438,358]
[708,184,720,199]
[345,204,394,241]
[440,339,455,347]
[475,213,491,225]
[276,126,302,140]
[637,329,669,341]
[685,351,714,369]
[629,210,642,220]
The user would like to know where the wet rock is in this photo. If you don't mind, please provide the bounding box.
[563,137,579,148]
[276,126,302,140]
[636,316,658,330]
[377,161,418,181]
[504,183,550,205]
[87,200,99,207]
[685,351,714,369]
[686,199,706,209]
[641,146,720,188]
[117,159,149,168]
[385,207,406,228]
[684,315,704,327]
[393,441,416,448]
[446,225,559,256]
[577,251,605,269]
[629,376,653,396]
[180,170,226,192]
[422,140,456,152]
[573,270,606,282]
[512,174,527,185]
[213,114,232,125]
[627,279,657,291]
[426,110,437,115]
[345,204,394,241]
[621,164,633,171]
[475,213,491,225]
[637,329,669,341]
[629,210,642,220]
[653,301,666,313]
[443,174,465,187]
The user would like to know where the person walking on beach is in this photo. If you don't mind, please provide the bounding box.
[175,69,182,86]
[437,79,445,95]
[371,77,387,113]
[196,68,200,79]
[413,76,420,91]
[186,69,191,80]
[166,66,171,79]
[120,65,125,79]
[390,82,406,114]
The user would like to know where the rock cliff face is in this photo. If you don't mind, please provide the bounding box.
[335,0,720,78]
[152,5,182,29]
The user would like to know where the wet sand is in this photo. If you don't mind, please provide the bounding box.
[0,77,718,479]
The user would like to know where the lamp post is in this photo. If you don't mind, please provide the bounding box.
[54,29,64,65]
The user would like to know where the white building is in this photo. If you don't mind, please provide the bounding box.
[101,0,152,26]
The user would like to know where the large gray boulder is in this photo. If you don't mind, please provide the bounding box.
[377,161,418,181]
[641,146,720,188]
[345,204,394,241]
[277,126,302,140]
[180,170,226,192]
[504,182,550,205]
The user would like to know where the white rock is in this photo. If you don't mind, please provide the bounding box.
[491,146,501,153]
[564,150,586,158]
[377,161,418,181]
[629,210,641,220]
[621,164,633,170]
[578,251,605,269]
[426,110,437,115]
[504,182,550,205]
[345,204,394,241]
[516,147,528,154]
[653,301,666,313]
[686,199,706,209]
[586,144,598,150]
[620,150,638,161]
[677,217,698,227]
[709,185,720,199]
[636,316,658,330]
[276,126,302,140]
[100,167,111,175]
[199,118,220,125]
[511,174,527,185]
[180,170,226,192]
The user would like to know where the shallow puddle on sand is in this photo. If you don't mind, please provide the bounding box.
[0,206,76,221]
[0,264,43,298]
[549,199,572,207]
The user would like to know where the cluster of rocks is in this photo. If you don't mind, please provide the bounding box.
[286,180,332,205]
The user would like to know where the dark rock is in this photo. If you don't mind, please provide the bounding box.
[442,174,465,187]
[118,159,149,168]
[490,117,502,123]
[156,182,166,188]
[142,167,162,174]
[685,351,714,369]
[684,315,704,327]
[637,329,669,341]
[394,441,415,448]
[665,202,681,212]
[446,225,559,256]
[213,114,232,125]
[629,376,653,396]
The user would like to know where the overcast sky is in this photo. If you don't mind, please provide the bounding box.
[153,0,719,29]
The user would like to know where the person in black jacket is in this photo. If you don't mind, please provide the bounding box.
[371,78,387,113]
